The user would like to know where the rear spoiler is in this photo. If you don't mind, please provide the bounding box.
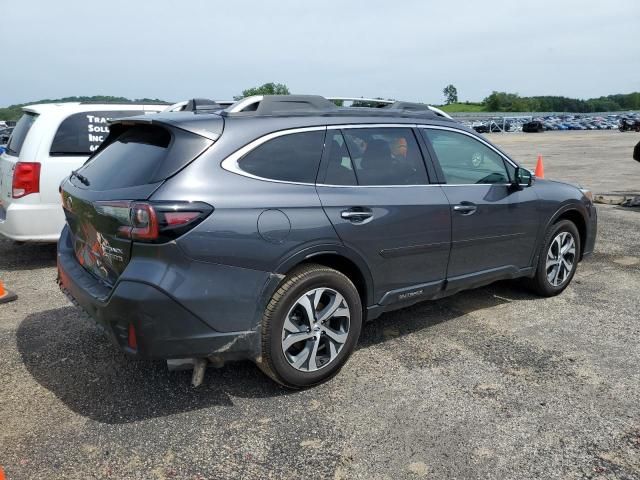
[106,113,223,142]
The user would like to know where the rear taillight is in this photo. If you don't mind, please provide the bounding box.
[12,162,41,198]
[164,211,201,226]
[95,201,213,243]
[129,202,159,241]
[128,202,212,242]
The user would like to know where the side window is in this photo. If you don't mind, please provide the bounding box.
[422,129,511,184]
[324,131,357,185]
[340,127,428,186]
[50,110,141,156]
[237,130,325,183]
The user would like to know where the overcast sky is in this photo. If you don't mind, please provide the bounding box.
[3,0,639,106]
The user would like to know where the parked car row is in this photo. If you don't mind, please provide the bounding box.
[465,112,640,133]
[619,117,640,132]
[536,113,639,131]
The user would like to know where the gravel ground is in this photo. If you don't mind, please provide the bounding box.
[1,131,639,479]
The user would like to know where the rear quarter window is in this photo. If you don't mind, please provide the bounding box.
[5,112,38,156]
[50,110,142,155]
[237,130,325,183]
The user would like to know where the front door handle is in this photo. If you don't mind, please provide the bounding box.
[453,202,477,215]
[341,208,373,223]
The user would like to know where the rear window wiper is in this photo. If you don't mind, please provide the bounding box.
[70,169,90,186]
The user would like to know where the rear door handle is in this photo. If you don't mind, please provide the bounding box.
[341,208,373,223]
[453,202,477,215]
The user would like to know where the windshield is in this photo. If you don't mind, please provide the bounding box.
[5,112,38,156]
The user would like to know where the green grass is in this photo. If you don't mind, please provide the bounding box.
[438,102,486,113]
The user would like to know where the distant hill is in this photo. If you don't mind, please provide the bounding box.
[0,96,170,121]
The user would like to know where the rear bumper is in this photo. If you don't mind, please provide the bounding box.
[57,226,275,360]
[0,201,63,242]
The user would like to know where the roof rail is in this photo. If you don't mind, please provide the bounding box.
[327,97,452,119]
[424,105,451,119]
[222,95,453,120]
[225,95,338,115]
[327,97,393,107]
[385,101,429,111]
[163,99,234,113]
[383,101,452,119]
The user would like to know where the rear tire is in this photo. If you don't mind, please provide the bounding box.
[526,220,581,297]
[257,264,362,388]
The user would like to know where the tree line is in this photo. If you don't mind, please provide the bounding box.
[481,91,640,113]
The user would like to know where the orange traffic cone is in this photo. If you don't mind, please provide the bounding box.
[0,465,6,480]
[534,155,545,178]
[0,280,17,304]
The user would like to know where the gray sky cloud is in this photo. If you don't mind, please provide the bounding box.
[3,0,639,106]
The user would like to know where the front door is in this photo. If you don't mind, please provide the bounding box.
[316,126,451,305]
[420,127,539,290]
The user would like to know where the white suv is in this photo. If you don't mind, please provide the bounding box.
[0,102,164,242]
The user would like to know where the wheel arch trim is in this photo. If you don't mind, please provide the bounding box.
[537,202,589,264]
[274,244,375,306]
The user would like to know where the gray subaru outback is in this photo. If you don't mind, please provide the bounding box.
[58,95,597,388]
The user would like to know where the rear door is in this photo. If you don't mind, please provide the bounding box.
[420,127,539,290]
[316,126,451,305]
[61,122,214,285]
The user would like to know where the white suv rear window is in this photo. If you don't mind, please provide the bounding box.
[50,110,141,155]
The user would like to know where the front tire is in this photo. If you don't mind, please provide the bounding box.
[527,220,581,297]
[257,264,363,388]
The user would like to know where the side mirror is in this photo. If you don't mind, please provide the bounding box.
[514,167,533,188]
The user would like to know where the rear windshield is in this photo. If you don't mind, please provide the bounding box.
[5,112,38,156]
[77,124,212,190]
[50,110,142,155]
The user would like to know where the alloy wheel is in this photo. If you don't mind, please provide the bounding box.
[281,287,351,372]
[546,231,576,287]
